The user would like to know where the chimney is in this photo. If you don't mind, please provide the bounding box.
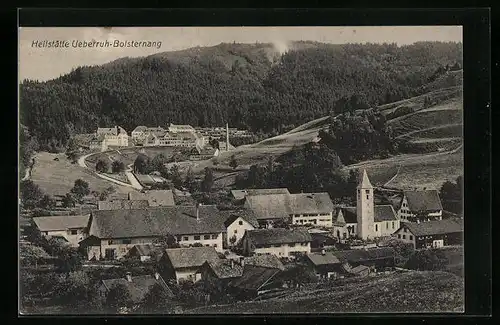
[226,122,229,152]
[154,272,160,280]
[125,272,132,282]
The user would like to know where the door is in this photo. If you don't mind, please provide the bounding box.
[105,248,116,260]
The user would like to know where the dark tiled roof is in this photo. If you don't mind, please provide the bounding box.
[286,193,334,214]
[245,228,312,246]
[33,215,90,231]
[333,247,395,264]
[98,199,150,211]
[89,205,225,239]
[243,254,285,271]
[402,218,463,237]
[229,266,280,291]
[306,252,341,266]
[101,274,172,303]
[403,190,443,213]
[204,259,243,279]
[374,205,398,222]
[128,190,175,207]
[350,265,370,274]
[338,207,357,224]
[131,244,160,256]
[243,195,290,220]
[222,210,259,228]
[164,247,220,269]
[231,188,291,200]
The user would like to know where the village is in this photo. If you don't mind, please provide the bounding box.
[20,123,464,313]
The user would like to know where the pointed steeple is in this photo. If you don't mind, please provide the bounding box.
[357,169,373,189]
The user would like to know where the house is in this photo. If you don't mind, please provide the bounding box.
[32,215,90,247]
[161,131,199,148]
[96,126,129,148]
[393,218,463,249]
[398,190,444,222]
[131,126,148,140]
[98,272,173,305]
[188,146,219,161]
[128,190,175,207]
[243,192,334,228]
[231,188,291,201]
[200,259,244,284]
[158,246,220,283]
[305,250,343,280]
[222,210,259,247]
[97,199,150,211]
[332,170,400,240]
[345,264,371,277]
[79,205,226,260]
[168,123,196,134]
[241,228,312,258]
[127,244,162,262]
[333,247,396,272]
[309,230,337,252]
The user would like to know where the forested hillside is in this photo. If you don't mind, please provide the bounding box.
[19,41,462,151]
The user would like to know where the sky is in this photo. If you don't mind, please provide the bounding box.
[19,26,462,82]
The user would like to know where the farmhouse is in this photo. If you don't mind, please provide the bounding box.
[79,205,225,260]
[333,247,396,272]
[222,210,259,247]
[241,228,312,258]
[243,192,334,228]
[32,215,90,247]
[158,246,220,283]
[393,218,463,249]
[398,190,444,222]
[128,190,175,207]
[127,244,162,262]
[95,126,129,149]
[230,188,291,201]
[228,262,284,299]
[98,272,173,305]
[332,170,400,240]
[305,250,342,280]
[97,199,150,211]
[189,146,219,161]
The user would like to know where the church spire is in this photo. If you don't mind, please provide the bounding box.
[357,169,373,189]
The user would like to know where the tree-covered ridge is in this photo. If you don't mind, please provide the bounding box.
[20,41,462,151]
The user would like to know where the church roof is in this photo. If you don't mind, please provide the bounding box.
[357,169,373,189]
[335,205,397,224]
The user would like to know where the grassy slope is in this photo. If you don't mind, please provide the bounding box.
[30,152,132,197]
[188,271,464,313]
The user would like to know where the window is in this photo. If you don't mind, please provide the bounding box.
[409,235,413,240]
[211,234,217,239]
[386,223,389,229]
[204,235,210,240]
[70,229,78,235]
[234,230,238,234]
[239,221,243,225]
[194,236,200,240]
[107,240,114,245]
[289,243,296,247]
[214,244,217,248]
[398,234,401,239]
[183,236,189,241]
[176,236,182,242]
[392,222,395,229]
[365,190,370,194]
[123,239,131,245]
[402,235,406,239]
[404,228,407,233]
[366,195,369,200]
[205,244,209,247]
[375,224,378,231]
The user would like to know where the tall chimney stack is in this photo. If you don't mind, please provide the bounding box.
[226,122,229,152]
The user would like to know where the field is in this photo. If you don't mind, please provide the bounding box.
[188,271,464,313]
[85,146,178,169]
[397,124,462,140]
[29,152,132,197]
[344,147,463,190]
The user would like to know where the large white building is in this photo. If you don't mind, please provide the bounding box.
[91,126,129,151]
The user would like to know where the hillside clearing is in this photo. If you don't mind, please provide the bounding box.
[29,152,132,197]
[188,271,464,313]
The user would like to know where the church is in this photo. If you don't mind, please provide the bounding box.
[332,170,400,241]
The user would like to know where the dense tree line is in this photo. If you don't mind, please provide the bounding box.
[439,175,463,214]
[20,41,462,151]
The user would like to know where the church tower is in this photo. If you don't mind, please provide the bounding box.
[356,169,375,240]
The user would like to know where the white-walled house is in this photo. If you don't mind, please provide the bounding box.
[398,190,443,222]
[222,210,260,247]
[241,228,312,258]
[79,205,225,260]
[32,215,90,247]
[158,246,220,284]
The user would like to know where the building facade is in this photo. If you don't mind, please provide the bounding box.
[241,228,312,258]
[393,218,463,249]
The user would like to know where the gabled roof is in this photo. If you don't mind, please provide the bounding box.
[374,205,398,221]
[128,190,175,207]
[89,205,225,239]
[333,247,395,264]
[97,199,150,211]
[164,246,220,269]
[286,193,334,215]
[229,266,280,291]
[132,126,147,133]
[101,274,172,303]
[350,265,370,274]
[244,228,312,246]
[222,210,259,228]
[335,205,398,223]
[33,215,90,232]
[230,188,291,200]
[203,259,243,279]
[337,207,357,224]
[243,254,285,271]
[401,218,463,237]
[403,190,443,213]
[306,252,341,266]
[130,244,161,257]
[243,194,290,220]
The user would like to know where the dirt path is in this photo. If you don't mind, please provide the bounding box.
[125,164,143,190]
[394,123,462,139]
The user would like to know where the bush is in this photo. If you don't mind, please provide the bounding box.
[404,249,448,271]
[96,159,109,173]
